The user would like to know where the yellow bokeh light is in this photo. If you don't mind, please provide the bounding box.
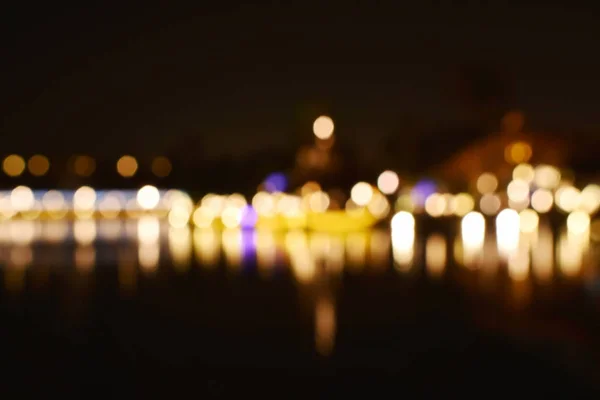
[192,207,215,228]
[137,216,160,244]
[200,194,225,216]
[579,184,600,215]
[519,209,539,233]
[480,193,501,216]
[424,193,446,217]
[395,193,415,213]
[98,192,124,219]
[512,163,535,184]
[504,141,532,164]
[42,190,67,218]
[225,193,247,209]
[74,219,96,245]
[300,181,321,197]
[252,192,276,217]
[534,165,561,190]
[367,192,390,219]
[3,155,26,177]
[453,193,475,217]
[507,179,530,203]
[461,211,486,249]
[313,116,334,140]
[555,186,580,213]
[276,194,303,217]
[10,186,35,212]
[309,191,330,212]
[350,182,373,206]
[391,211,415,231]
[496,209,520,256]
[377,170,400,195]
[476,173,498,195]
[168,206,190,228]
[531,188,553,213]
[117,155,138,177]
[137,185,160,210]
[151,156,172,178]
[567,211,590,235]
[27,155,50,176]
[73,186,97,212]
[221,207,242,229]
[73,155,96,177]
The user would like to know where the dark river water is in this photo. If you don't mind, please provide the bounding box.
[1,218,599,395]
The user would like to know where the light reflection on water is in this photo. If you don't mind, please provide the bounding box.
[0,218,597,357]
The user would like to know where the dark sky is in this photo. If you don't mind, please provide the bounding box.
[3,2,600,161]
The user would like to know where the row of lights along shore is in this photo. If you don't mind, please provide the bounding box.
[1,154,172,178]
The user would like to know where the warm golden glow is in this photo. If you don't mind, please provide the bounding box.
[507,179,530,203]
[252,192,275,216]
[534,165,561,190]
[151,156,172,177]
[10,186,35,212]
[73,155,96,177]
[461,212,485,250]
[168,205,190,228]
[3,155,26,177]
[116,155,138,177]
[496,209,520,257]
[391,213,415,271]
[532,223,553,282]
[479,193,501,216]
[579,184,600,215]
[424,193,446,217]
[426,234,446,277]
[504,141,532,164]
[73,186,96,215]
[313,116,334,140]
[309,191,330,213]
[377,170,400,195]
[300,181,321,197]
[350,182,373,206]
[136,185,160,210]
[567,211,590,235]
[225,193,247,209]
[531,188,553,213]
[512,163,535,184]
[519,209,539,233]
[221,207,242,229]
[192,207,215,228]
[137,216,160,244]
[476,173,498,195]
[27,155,50,176]
[555,185,580,213]
[366,192,390,219]
[42,190,66,218]
[98,192,124,219]
[74,219,96,245]
[315,297,336,356]
[201,194,226,216]
[395,193,415,213]
[453,193,474,217]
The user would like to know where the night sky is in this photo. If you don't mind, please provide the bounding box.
[3,3,600,162]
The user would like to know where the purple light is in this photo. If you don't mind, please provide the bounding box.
[239,205,258,229]
[263,172,288,193]
[411,179,437,206]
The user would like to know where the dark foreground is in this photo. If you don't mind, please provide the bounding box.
[2,264,600,396]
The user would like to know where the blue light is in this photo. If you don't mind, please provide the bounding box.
[263,172,288,193]
[239,205,258,229]
[411,179,437,206]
